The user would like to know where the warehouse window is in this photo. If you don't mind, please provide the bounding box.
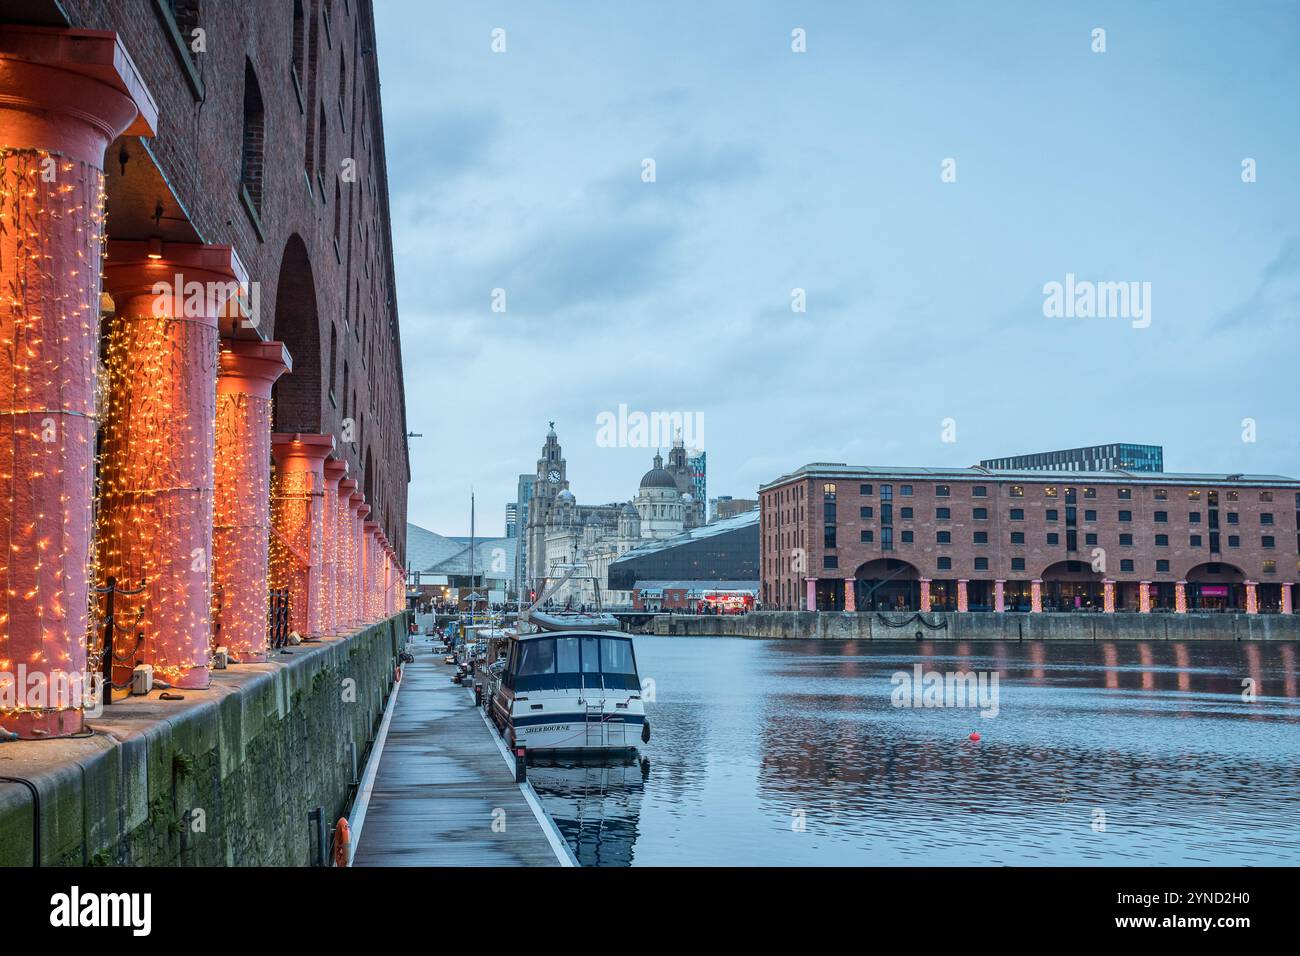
[240,60,265,212]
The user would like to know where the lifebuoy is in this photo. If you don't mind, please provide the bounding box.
[332,817,350,867]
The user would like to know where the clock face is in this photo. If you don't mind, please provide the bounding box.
[547,470,561,484]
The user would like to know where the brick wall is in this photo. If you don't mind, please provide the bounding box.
[761,472,1300,609]
[54,0,410,559]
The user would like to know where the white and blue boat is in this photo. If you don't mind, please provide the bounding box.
[490,627,649,754]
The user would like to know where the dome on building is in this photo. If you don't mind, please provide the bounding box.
[621,501,638,516]
[681,492,693,501]
[557,488,575,502]
[639,466,678,490]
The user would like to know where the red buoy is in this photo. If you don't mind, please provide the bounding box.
[969,732,981,742]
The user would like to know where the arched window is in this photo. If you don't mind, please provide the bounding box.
[291,0,306,85]
[316,103,328,194]
[240,60,265,212]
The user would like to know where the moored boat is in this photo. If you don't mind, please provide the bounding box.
[490,629,649,754]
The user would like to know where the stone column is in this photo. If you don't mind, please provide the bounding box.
[843,577,856,612]
[1030,579,1043,613]
[956,579,969,613]
[337,478,358,629]
[1283,584,1294,615]
[919,578,932,613]
[99,242,243,691]
[1139,581,1152,613]
[322,459,347,635]
[1175,580,1187,614]
[364,522,380,621]
[0,27,155,737]
[993,579,1006,613]
[381,537,394,618]
[1245,581,1258,615]
[1103,579,1115,613]
[349,494,366,628]
[805,576,817,612]
[212,341,289,662]
[269,433,335,637]
[356,502,371,623]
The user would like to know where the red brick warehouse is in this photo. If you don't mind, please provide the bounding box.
[761,466,1299,616]
[0,0,410,738]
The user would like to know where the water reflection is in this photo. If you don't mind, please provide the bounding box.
[528,638,1300,866]
[528,757,645,867]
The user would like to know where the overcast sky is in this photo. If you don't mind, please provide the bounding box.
[375,1,1300,537]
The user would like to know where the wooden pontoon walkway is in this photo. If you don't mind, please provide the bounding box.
[351,638,571,866]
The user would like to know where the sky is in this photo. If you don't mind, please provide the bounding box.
[373,0,1300,537]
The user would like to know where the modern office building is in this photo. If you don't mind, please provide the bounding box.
[513,473,534,591]
[711,496,758,521]
[686,449,707,514]
[505,502,518,538]
[608,510,760,593]
[760,464,1298,614]
[981,443,1163,473]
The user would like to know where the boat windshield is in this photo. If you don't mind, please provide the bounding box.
[506,636,639,691]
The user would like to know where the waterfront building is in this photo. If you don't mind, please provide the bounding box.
[630,580,759,612]
[981,443,1163,473]
[521,424,709,603]
[760,465,1298,614]
[407,523,517,606]
[0,2,409,738]
[608,510,760,594]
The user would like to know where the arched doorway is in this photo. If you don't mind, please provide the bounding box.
[270,234,323,433]
[1184,562,1246,611]
[853,558,921,612]
[1040,559,1104,611]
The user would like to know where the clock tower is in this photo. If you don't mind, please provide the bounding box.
[526,422,569,585]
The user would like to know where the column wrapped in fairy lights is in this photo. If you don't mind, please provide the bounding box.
[213,341,290,662]
[353,497,370,625]
[1174,580,1187,614]
[322,458,347,635]
[1138,581,1152,613]
[99,242,241,691]
[1244,581,1258,615]
[1102,579,1115,613]
[364,521,380,622]
[956,579,968,613]
[337,478,358,629]
[919,578,932,613]
[390,549,401,616]
[378,531,392,619]
[1283,584,1294,615]
[269,433,334,637]
[993,580,1006,613]
[0,27,155,737]
[1030,579,1043,613]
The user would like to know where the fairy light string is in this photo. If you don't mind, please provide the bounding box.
[0,149,101,733]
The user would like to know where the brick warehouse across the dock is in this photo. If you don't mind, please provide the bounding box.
[760,466,1300,615]
[0,0,409,739]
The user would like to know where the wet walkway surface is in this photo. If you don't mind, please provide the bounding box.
[351,639,565,866]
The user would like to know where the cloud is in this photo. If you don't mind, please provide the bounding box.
[598,142,764,212]
[1215,237,1300,330]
